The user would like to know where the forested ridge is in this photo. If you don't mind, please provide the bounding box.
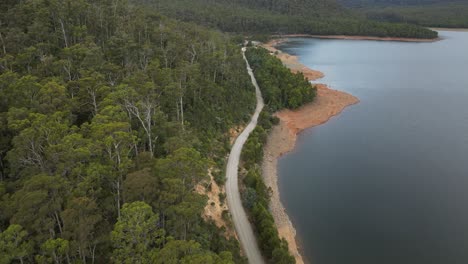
[136,0,438,38]
[339,0,468,7]
[340,0,468,28]
[0,0,260,263]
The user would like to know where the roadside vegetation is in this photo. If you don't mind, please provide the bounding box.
[239,47,317,263]
[246,48,316,111]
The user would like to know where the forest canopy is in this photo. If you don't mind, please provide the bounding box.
[0,0,260,262]
[136,0,438,38]
[339,0,468,28]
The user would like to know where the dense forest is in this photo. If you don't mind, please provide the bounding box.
[136,0,438,38]
[246,48,316,111]
[0,0,261,262]
[340,0,468,28]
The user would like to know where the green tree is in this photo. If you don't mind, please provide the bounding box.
[35,238,70,264]
[155,147,209,194]
[111,201,164,264]
[272,240,295,264]
[114,72,163,157]
[10,174,68,241]
[6,111,70,177]
[167,193,207,240]
[61,196,103,263]
[154,240,234,264]
[0,224,33,264]
[123,168,158,206]
[89,105,137,218]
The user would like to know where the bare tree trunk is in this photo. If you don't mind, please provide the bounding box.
[116,179,121,219]
[116,145,123,218]
[54,211,63,235]
[53,251,59,264]
[63,60,72,81]
[88,89,98,116]
[59,18,68,48]
[90,244,96,264]
[189,45,197,64]
[145,107,153,156]
[0,154,5,181]
[81,247,86,264]
[180,96,184,129]
[124,102,154,157]
[134,142,139,158]
[0,31,6,55]
[66,253,71,264]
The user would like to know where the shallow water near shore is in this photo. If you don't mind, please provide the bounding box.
[277,31,468,264]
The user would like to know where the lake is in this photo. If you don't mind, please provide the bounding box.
[277,31,468,264]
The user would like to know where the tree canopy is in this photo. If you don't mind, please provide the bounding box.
[0,0,253,262]
[135,0,438,38]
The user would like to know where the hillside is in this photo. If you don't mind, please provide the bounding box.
[0,0,255,262]
[136,0,438,38]
[0,0,323,262]
[339,0,468,28]
[211,0,346,17]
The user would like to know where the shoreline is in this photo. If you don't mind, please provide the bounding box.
[260,40,359,264]
[430,27,468,32]
[270,34,440,42]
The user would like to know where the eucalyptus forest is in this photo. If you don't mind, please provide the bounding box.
[0,0,257,262]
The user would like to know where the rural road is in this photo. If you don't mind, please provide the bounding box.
[225,47,265,264]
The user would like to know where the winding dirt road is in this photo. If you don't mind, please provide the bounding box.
[225,48,265,264]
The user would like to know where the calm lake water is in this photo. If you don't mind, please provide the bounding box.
[277,31,468,264]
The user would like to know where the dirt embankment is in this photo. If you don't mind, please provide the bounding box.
[260,39,359,264]
[196,172,237,239]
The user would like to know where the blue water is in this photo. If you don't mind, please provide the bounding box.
[277,31,468,264]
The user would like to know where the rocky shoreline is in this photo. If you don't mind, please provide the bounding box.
[260,39,359,264]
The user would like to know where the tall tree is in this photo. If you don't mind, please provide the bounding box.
[0,224,33,264]
[89,105,136,218]
[154,147,209,194]
[35,238,70,264]
[9,174,68,242]
[111,201,164,263]
[61,196,103,263]
[115,72,163,157]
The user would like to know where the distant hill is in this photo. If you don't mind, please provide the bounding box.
[215,0,345,17]
[339,0,468,7]
[137,0,438,38]
[339,0,468,28]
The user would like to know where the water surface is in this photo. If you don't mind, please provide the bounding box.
[277,31,468,264]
